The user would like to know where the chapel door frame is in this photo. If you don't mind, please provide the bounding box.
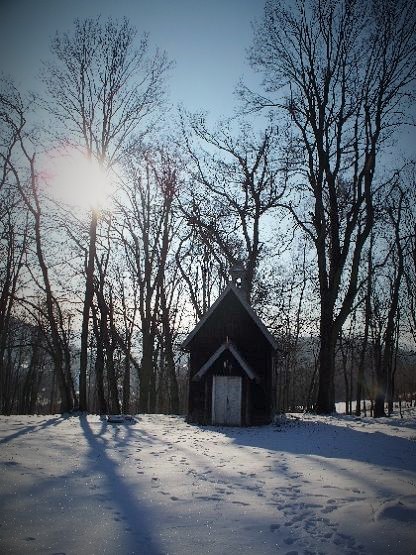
[211,375,242,426]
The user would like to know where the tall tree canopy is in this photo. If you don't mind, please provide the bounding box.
[242,0,416,413]
[42,18,172,410]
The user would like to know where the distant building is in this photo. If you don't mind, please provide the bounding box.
[182,267,279,426]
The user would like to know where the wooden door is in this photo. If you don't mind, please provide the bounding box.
[212,375,242,425]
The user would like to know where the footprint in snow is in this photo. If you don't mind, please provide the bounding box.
[270,524,280,532]
[321,505,337,514]
[323,531,333,539]
[286,512,308,525]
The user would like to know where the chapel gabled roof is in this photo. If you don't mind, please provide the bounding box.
[192,340,260,382]
[181,281,279,351]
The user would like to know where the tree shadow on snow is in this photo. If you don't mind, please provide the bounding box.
[0,416,67,445]
[79,416,164,555]
[211,418,416,474]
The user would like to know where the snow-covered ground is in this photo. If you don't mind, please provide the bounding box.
[0,409,415,555]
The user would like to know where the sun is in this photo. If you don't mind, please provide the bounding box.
[44,147,114,211]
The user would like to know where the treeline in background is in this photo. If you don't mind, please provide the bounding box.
[1,1,416,417]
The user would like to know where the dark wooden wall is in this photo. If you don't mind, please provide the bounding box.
[187,290,274,425]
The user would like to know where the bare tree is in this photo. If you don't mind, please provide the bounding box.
[180,116,286,304]
[113,263,139,414]
[369,184,406,416]
[0,81,30,413]
[175,227,229,322]
[0,83,75,411]
[42,17,172,411]
[0,186,29,414]
[354,237,373,416]
[114,148,179,412]
[243,0,416,413]
[403,164,416,349]
[272,243,314,412]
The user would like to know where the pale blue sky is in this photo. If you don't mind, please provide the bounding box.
[0,0,263,120]
[1,0,413,155]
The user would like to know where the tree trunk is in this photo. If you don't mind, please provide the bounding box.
[160,287,179,414]
[33,212,72,413]
[340,335,350,415]
[316,303,337,414]
[373,338,386,417]
[122,355,131,414]
[92,303,107,414]
[79,209,98,411]
[106,294,119,414]
[355,298,371,416]
[139,333,154,413]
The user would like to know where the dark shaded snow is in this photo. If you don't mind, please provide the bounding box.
[0,409,415,554]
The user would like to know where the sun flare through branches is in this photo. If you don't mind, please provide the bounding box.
[44,148,114,212]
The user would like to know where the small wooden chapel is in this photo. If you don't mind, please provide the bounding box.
[182,264,279,426]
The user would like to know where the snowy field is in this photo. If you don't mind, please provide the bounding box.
[0,409,415,555]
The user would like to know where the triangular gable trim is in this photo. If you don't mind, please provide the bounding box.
[181,282,279,351]
[192,341,259,382]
